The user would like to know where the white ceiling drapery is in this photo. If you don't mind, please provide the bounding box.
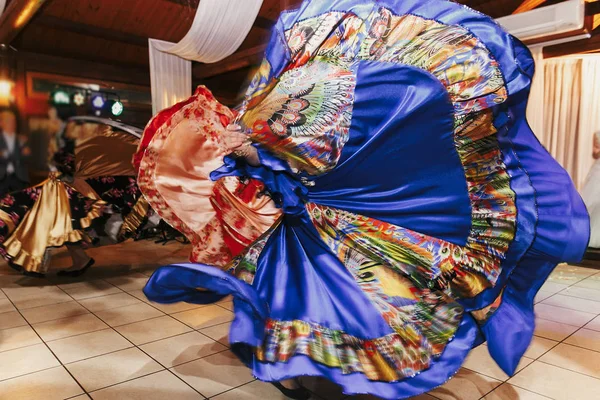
[162,0,264,64]
[149,39,192,115]
[149,0,264,114]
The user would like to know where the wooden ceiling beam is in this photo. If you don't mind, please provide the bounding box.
[34,15,148,47]
[513,0,548,14]
[192,44,267,80]
[162,0,200,7]
[589,0,600,15]
[0,0,49,45]
[280,0,304,10]
[16,51,150,86]
[254,16,276,30]
[588,1,600,29]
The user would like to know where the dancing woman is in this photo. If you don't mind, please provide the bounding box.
[141,1,590,399]
[1,117,151,277]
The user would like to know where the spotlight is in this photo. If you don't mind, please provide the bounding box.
[111,100,124,116]
[52,90,70,105]
[72,92,86,107]
[91,94,105,109]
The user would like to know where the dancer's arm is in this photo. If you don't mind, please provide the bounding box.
[222,126,260,166]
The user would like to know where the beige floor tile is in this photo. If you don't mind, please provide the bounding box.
[463,345,533,381]
[68,396,91,400]
[0,343,60,381]
[534,317,580,341]
[47,328,133,364]
[129,290,206,314]
[586,315,600,331]
[299,377,345,400]
[540,343,600,379]
[20,301,89,324]
[508,361,600,400]
[104,273,149,291]
[199,322,230,346]
[483,383,552,400]
[66,347,163,392]
[0,274,29,289]
[552,265,598,277]
[136,266,160,278]
[561,286,600,302]
[541,294,600,314]
[0,290,6,300]
[79,292,142,312]
[0,310,27,330]
[171,351,254,397]
[539,281,569,294]
[523,336,559,359]
[429,368,502,400]
[61,280,122,300]
[0,325,42,352]
[534,291,554,304]
[0,366,83,399]
[215,296,233,304]
[565,328,600,352]
[56,278,103,290]
[95,302,164,327]
[534,303,596,327]
[0,298,16,313]
[33,313,108,342]
[573,274,600,291]
[140,331,227,368]
[211,380,291,400]
[3,286,72,310]
[90,370,203,400]
[548,266,595,285]
[172,305,233,330]
[217,301,234,311]
[115,315,191,345]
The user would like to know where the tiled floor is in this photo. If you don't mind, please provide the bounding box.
[1,240,600,399]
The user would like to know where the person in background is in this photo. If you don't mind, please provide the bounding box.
[0,109,30,194]
[582,131,600,248]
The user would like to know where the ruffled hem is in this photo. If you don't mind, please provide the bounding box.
[1,193,105,274]
[144,239,557,398]
[4,230,90,274]
[145,263,483,400]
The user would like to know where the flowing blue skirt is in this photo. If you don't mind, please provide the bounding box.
[143,1,590,398]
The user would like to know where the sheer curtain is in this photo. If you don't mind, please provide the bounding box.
[542,57,583,186]
[148,0,264,115]
[527,54,600,189]
[149,39,192,115]
[527,46,545,138]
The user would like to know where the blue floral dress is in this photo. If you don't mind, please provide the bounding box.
[143,1,590,398]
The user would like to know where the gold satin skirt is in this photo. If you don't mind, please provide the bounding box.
[0,176,105,274]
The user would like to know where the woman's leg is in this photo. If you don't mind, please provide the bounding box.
[57,243,95,276]
[65,243,91,270]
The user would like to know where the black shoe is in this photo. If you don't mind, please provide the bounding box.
[270,381,312,400]
[8,262,46,278]
[57,258,95,277]
[22,271,46,279]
